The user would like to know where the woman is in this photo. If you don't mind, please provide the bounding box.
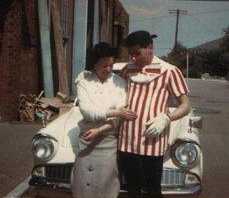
[72,42,137,198]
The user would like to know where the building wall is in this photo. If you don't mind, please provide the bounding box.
[98,0,128,45]
[0,0,129,121]
[85,0,129,73]
[0,0,40,121]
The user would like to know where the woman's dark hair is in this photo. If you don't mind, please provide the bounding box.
[85,42,117,71]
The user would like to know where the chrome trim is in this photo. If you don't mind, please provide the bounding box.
[33,133,58,142]
[161,168,185,187]
[175,138,201,147]
[120,184,201,195]
[30,165,201,195]
[161,184,201,195]
[189,116,203,129]
[32,134,58,162]
[171,140,200,169]
[31,164,73,183]
[30,181,201,195]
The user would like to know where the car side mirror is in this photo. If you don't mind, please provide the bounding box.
[189,116,203,129]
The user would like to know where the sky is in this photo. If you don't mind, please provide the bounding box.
[120,0,229,56]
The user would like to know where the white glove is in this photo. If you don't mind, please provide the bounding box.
[144,113,171,138]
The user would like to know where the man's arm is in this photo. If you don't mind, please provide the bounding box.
[167,94,191,121]
[144,66,191,138]
[144,95,191,138]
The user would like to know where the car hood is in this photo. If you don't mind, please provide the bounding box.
[38,106,83,149]
[37,106,201,154]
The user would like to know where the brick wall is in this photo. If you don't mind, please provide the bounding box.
[0,0,41,121]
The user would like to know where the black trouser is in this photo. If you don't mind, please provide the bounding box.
[118,151,164,198]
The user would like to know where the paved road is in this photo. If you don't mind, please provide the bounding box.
[0,122,41,197]
[2,79,229,198]
[186,79,229,198]
[165,79,229,198]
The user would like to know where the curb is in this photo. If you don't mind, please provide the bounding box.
[4,177,30,198]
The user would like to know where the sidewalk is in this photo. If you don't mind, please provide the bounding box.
[0,122,42,197]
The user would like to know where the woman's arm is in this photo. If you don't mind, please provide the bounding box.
[77,80,137,121]
[107,107,137,120]
[77,80,109,121]
[80,120,115,141]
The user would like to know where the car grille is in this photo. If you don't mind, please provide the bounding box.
[45,164,73,183]
[44,165,185,187]
[161,168,185,187]
[120,168,185,189]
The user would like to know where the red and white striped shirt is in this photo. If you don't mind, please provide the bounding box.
[118,57,189,156]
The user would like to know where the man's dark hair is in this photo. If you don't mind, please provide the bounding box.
[123,30,157,48]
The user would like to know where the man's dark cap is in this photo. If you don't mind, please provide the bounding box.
[123,30,157,48]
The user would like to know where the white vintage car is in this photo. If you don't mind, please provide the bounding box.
[29,63,203,195]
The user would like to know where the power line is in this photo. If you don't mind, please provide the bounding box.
[189,9,229,15]
[126,8,229,22]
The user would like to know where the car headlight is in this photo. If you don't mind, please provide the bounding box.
[32,134,58,162]
[171,141,200,169]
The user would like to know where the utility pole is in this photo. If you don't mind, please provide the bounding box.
[169,9,187,49]
[186,50,189,80]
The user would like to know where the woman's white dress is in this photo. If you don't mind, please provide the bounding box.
[72,71,127,198]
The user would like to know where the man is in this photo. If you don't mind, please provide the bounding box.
[118,30,191,198]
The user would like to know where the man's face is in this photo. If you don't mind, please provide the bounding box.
[130,43,154,67]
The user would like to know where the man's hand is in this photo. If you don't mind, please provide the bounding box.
[120,64,129,79]
[80,128,101,141]
[144,113,171,138]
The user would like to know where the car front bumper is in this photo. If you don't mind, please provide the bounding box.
[30,164,201,195]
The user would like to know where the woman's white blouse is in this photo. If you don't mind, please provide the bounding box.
[75,71,127,122]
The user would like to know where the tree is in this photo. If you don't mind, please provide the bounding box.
[221,26,229,79]
[163,42,187,69]
[221,26,229,51]
[162,28,229,79]
[162,42,190,77]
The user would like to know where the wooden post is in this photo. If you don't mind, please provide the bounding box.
[38,0,54,97]
[72,0,88,95]
[93,0,99,45]
[51,0,70,96]
[99,0,108,42]
[186,50,189,80]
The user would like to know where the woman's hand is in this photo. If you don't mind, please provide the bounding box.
[118,108,137,120]
[107,107,137,121]
[80,128,101,141]
[109,108,137,121]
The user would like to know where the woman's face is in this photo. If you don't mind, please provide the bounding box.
[95,57,114,82]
